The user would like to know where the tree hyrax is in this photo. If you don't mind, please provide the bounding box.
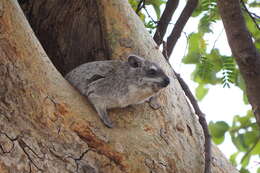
[65,55,170,127]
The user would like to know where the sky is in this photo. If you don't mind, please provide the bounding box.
[145,1,258,172]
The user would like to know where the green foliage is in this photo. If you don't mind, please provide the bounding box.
[129,0,139,9]
[240,168,250,173]
[196,1,219,34]
[209,121,229,144]
[198,14,214,33]
[221,56,236,88]
[229,111,260,172]
[229,152,239,166]
[145,20,157,34]
[129,0,146,21]
[192,0,218,17]
[195,84,209,101]
[249,0,260,8]
[183,33,206,64]
[211,111,260,172]
[128,0,166,23]
[128,0,166,34]
[178,0,260,172]
[129,0,260,172]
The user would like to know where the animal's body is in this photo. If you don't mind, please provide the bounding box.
[65,55,170,127]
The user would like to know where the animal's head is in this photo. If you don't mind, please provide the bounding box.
[127,55,170,91]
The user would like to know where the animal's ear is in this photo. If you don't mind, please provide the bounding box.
[128,55,144,68]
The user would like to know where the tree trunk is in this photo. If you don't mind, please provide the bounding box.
[19,0,110,75]
[0,0,238,172]
[217,0,260,126]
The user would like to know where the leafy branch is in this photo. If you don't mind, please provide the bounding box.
[221,57,236,88]
[241,136,260,164]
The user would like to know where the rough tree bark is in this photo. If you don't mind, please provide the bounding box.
[217,0,260,126]
[0,0,238,172]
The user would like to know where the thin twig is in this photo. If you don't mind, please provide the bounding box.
[251,12,260,21]
[136,0,145,14]
[153,0,179,45]
[183,32,189,58]
[211,28,224,51]
[166,0,198,57]
[240,0,260,30]
[229,122,257,133]
[143,6,158,24]
[241,136,260,163]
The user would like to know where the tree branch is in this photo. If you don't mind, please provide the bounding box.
[241,136,260,163]
[153,0,179,45]
[217,0,260,126]
[166,0,198,58]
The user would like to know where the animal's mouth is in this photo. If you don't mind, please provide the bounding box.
[152,78,170,91]
[158,77,170,88]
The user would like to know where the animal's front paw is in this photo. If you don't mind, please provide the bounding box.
[103,119,114,128]
[149,96,161,110]
[92,104,114,128]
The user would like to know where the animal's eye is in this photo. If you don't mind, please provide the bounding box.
[148,69,157,76]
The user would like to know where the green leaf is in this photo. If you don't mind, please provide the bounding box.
[209,121,229,138]
[236,114,251,125]
[191,55,221,85]
[208,49,223,71]
[128,0,139,9]
[198,15,213,33]
[195,84,209,101]
[244,131,259,146]
[251,122,259,131]
[152,5,161,19]
[232,134,248,152]
[241,153,251,168]
[251,140,260,155]
[192,67,220,85]
[243,92,249,105]
[182,33,206,64]
[229,152,239,166]
[257,167,260,173]
[192,0,217,17]
[212,135,225,145]
[221,56,237,87]
[240,167,250,173]
[129,0,146,22]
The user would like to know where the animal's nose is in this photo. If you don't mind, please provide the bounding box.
[162,77,170,87]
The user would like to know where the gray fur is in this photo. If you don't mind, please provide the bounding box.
[65,55,170,128]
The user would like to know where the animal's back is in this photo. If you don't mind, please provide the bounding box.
[65,60,122,94]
